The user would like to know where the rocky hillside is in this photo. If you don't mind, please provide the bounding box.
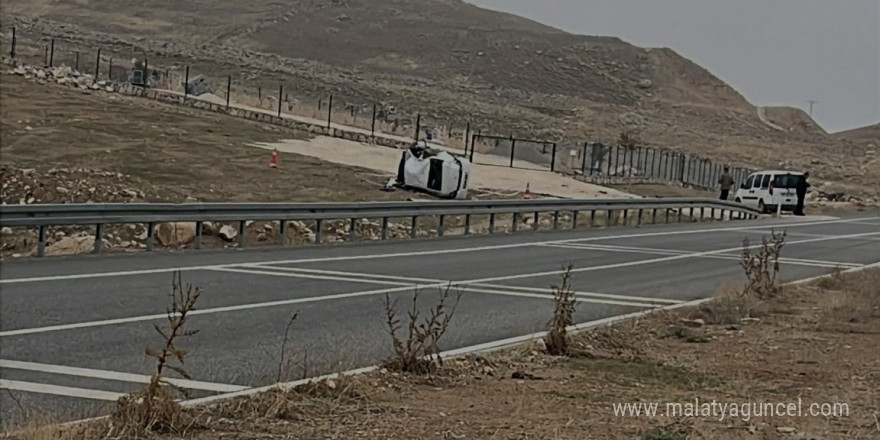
[2,0,866,190]
[834,123,880,143]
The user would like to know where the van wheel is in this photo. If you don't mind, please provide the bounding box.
[734,198,741,204]
[758,200,766,213]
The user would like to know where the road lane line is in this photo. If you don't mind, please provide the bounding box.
[459,286,663,308]
[0,359,247,393]
[2,216,874,284]
[465,231,880,284]
[540,243,863,268]
[0,379,124,401]
[247,266,679,305]
[208,267,419,287]
[3,231,876,338]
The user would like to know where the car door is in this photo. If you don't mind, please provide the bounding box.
[759,174,772,207]
[745,174,762,208]
[737,174,756,206]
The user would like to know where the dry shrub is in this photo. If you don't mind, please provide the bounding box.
[693,282,762,325]
[740,230,787,299]
[544,262,576,356]
[381,284,463,374]
[110,271,201,437]
[826,268,880,323]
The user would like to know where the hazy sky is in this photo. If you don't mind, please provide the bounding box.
[470,0,880,133]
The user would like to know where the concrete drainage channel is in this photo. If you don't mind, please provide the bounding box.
[0,198,761,258]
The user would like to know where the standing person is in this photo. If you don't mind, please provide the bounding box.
[718,166,734,200]
[794,172,811,216]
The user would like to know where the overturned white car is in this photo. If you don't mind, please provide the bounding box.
[395,143,471,199]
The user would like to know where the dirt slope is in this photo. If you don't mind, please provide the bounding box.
[833,122,880,142]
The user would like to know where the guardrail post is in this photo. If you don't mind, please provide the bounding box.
[572,211,579,229]
[94,224,104,254]
[665,209,670,224]
[37,226,47,257]
[553,211,559,230]
[194,222,203,249]
[381,217,389,240]
[589,210,595,228]
[464,214,471,235]
[438,215,445,237]
[651,208,657,224]
[349,219,358,241]
[711,208,716,220]
[700,207,705,221]
[315,219,323,244]
[411,216,418,238]
[279,220,287,246]
[146,222,154,251]
[489,213,496,234]
[637,209,643,226]
[512,213,519,232]
[532,212,539,231]
[622,209,628,226]
[238,221,246,248]
[689,207,694,222]
[606,210,612,227]
[677,208,683,223]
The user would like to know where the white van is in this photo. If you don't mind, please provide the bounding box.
[733,170,807,213]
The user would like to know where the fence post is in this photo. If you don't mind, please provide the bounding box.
[226,75,231,108]
[464,121,470,155]
[550,143,557,172]
[327,95,333,131]
[9,27,15,58]
[108,58,112,81]
[43,45,48,67]
[143,58,149,86]
[371,104,377,139]
[75,51,79,71]
[49,38,55,67]
[582,142,589,174]
[470,134,477,162]
[277,84,283,117]
[414,113,421,142]
[94,48,101,80]
[509,137,516,168]
[183,65,189,100]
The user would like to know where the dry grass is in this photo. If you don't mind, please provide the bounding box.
[381,285,463,374]
[544,262,576,356]
[739,230,787,299]
[109,271,201,437]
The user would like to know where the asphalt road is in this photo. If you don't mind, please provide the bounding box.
[1,212,878,428]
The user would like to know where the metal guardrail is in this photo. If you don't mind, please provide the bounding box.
[0,198,760,257]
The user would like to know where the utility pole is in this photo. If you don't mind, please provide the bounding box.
[806,100,818,116]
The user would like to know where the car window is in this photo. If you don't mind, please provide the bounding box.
[773,174,803,189]
[752,175,763,188]
[743,175,755,188]
[761,175,771,189]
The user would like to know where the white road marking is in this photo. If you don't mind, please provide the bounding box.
[540,243,863,268]
[2,216,875,285]
[464,231,880,284]
[247,265,685,305]
[0,359,248,393]
[0,379,124,401]
[4,230,874,338]
[731,229,880,241]
[456,286,663,308]
[208,267,418,287]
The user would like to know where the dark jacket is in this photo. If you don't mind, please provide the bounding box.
[796,177,811,196]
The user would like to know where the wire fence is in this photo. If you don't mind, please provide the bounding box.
[5,29,755,192]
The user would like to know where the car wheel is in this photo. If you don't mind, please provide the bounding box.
[734,198,741,204]
[758,200,766,213]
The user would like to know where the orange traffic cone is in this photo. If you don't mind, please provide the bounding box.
[269,148,279,168]
[524,183,531,199]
